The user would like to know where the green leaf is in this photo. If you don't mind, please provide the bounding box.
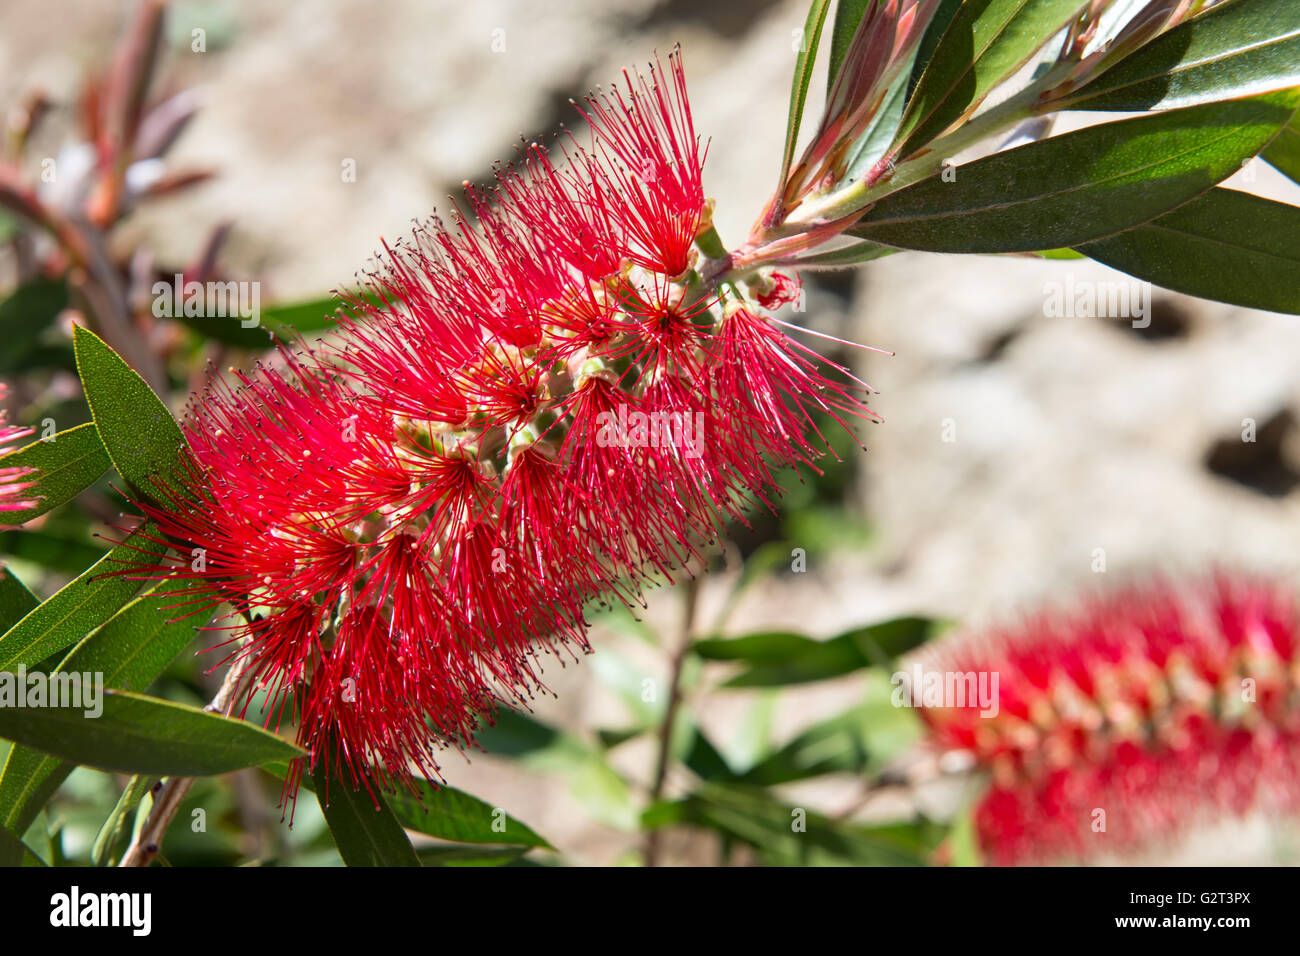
[650,782,938,865]
[0,527,168,671]
[0,600,184,834]
[853,90,1300,253]
[313,763,420,867]
[781,0,835,186]
[0,747,69,836]
[264,758,553,849]
[739,678,925,784]
[380,780,552,849]
[91,774,155,866]
[0,689,303,776]
[0,423,111,525]
[827,0,875,100]
[1060,0,1300,112]
[56,579,208,689]
[1077,187,1300,314]
[0,823,46,866]
[0,567,37,630]
[167,294,353,348]
[896,0,1088,155]
[416,844,530,867]
[1263,113,1300,183]
[73,325,190,502]
[260,296,352,334]
[696,616,938,687]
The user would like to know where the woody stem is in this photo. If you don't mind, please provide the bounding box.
[118,658,250,867]
[643,575,699,867]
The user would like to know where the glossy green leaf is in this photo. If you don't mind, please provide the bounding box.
[853,90,1300,253]
[0,528,167,671]
[0,567,37,630]
[907,0,963,98]
[1263,114,1300,183]
[696,616,938,687]
[794,239,900,269]
[739,681,924,784]
[0,580,209,834]
[416,845,529,867]
[264,759,552,849]
[0,747,68,836]
[0,823,45,867]
[168,294,353,348]
[0,423,111,525]
[382,780,552,849]
[781,0,835,185]
[91,774,155,866]
[313,763,420,867]
[647,782,938,865]
[0,689,302,776]
[73,325,190,502]
[896,0,1088,155]
[1077,187,1300,314]
[1061,0,1300,111]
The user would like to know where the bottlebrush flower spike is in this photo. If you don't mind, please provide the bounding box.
[0,382,36,520]
[915,574,1300,865]
[129,49,879,803]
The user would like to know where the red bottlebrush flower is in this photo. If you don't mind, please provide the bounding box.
[915,574,1300,865]
[128,49,878,804]
[0,382,36,519]
[574,51,707,277]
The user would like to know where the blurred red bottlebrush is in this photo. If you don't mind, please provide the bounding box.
[916,574,1300,865]
[0,382,36,519]
[127,50,878,803]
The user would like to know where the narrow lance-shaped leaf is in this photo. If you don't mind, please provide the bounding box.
[852,89,1300,254]
[0,823,45,867]
[0,526,168,671]
[313,762,421,867]
[895,0,1089,155]
[780,0,835,186]
[1076,187,1300,315]
[695,616,938,687]
[91,774,156,866]
[0,423,111,525]
[1263,113,1300,185]
[0,578,213,834]
[264,759,553,849]
[1059,0,1300,112]
[73,325,191,503]
[0,689,303,777]
[0,566,37,630]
